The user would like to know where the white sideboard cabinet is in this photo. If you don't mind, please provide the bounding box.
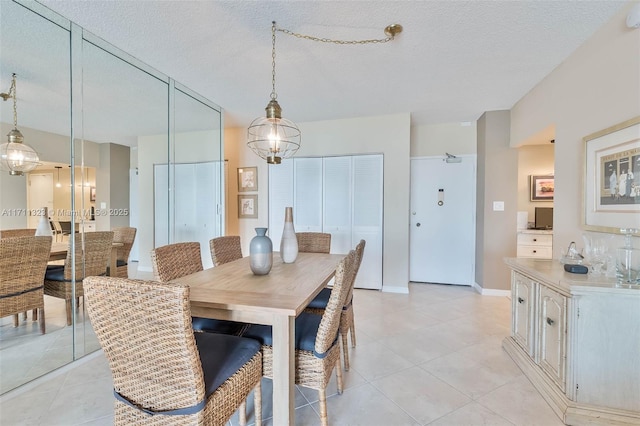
[504,258,640,425]
[516,230,553,259]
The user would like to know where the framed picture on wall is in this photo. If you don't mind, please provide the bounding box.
[530,175,554,201]
[90,186,96,201]
[237,166,258,192]
[238,194,258,219]
[583,116,640,233]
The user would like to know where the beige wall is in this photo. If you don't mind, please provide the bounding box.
[225,113,411,292]
[511,2,640,256]
[411,122,477,157]
[517,144,555,222]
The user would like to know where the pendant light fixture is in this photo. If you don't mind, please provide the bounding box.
[247,22,402,165]
[0,73,39,175]
[247,21,300,165]
[55,166,62,187]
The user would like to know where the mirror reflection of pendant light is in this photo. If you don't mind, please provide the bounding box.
[55,166,62,187]
[247,22,301,165]
[0,73,39,175]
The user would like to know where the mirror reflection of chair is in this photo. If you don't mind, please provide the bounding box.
[51,220,69,242]
[111,227,136,278]
[151,242,248,336]
[43,231,114,326]
[296,232,332,254]
[244,250,357,426]
[306,240,365,371]
[84,277,263,426]
[209,235,243,266]
[0,236,52,334]
[0,228,36,238]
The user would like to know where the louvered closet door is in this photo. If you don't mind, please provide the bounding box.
[195,161,220,269]
[323,157,352,254]
[175,164,196,243]
[352,155,383,289]
[268,159,294,248]
[293,158,323,232]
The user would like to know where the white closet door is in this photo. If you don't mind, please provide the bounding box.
[293,158,322,232]
[268,159,294,247]
[174,163,196,243]
[323,156,352,254]
[195,161,218,268]
[352,155,383,290]
[154,164,169,247]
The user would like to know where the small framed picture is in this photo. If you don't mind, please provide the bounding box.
[530,175,554,201]
[238,166,258,192]
[90,186,96,202]
[238,194,258,219]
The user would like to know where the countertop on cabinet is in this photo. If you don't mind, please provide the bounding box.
[504,257,640,296]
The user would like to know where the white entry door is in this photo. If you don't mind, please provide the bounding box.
[27,173,54,228]
[409,156,476,285]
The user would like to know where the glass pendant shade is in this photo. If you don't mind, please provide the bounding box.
[0,131,39,176]
[247,99,300,165]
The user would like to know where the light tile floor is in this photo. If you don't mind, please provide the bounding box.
[0,279,565,425]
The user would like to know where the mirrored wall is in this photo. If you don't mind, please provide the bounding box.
[0,0,224,394]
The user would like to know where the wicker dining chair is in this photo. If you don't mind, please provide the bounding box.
[84,277,262,426]
[209,235,243,266]
[151,242,248,336]
[43,231,114,326]
[244,250,357,426]
[296,232,331,254]
[0,228,36,238]
[0,236,51,334]
[112,227,136,278]
[306,240,365,371]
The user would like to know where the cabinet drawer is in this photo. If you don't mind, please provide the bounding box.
[517,245,552,259]
[517,233,552,246]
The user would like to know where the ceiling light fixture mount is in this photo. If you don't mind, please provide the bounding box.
[0,73,39,176]
[247,21,403,164]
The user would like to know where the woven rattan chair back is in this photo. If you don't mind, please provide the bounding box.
[62,232,114,280]
[315,250,356,356]
[209,236,243,266]
[112,227,136,278]
[151,242,203,282]
[0,228,36,238]
[0,236,51,333]
[84,277,208,419]
[344,239,366,304]
[296,232,331,254]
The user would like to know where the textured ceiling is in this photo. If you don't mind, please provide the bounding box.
[16,1,633,134]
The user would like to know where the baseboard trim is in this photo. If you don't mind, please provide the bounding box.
[472,282,510,297]
[382,285,409,294]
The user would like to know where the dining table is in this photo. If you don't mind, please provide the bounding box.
[50,241,123,276]
[173,251,345,426]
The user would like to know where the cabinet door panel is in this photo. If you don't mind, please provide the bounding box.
[268,159,294,247]
[512,272,536,357]
[539,285,567,389]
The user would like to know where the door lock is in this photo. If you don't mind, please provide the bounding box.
[416,223,421,227]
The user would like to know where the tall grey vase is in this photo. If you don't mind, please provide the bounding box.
[250,227,273,275]
[280,207,298,263]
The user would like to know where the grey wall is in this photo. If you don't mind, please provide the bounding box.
[476,110,518,291]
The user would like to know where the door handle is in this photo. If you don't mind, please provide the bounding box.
[416,223,421,227]
[517,297,524,304]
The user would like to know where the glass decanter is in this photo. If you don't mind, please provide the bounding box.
[616,228,640,286]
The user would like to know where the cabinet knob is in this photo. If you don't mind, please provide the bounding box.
[533,250,537,253]
[546,317,555,326]
[517,297,524,304]
[533,238,537,242]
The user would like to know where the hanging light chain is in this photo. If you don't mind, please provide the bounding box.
[1,73,18,128]
[276,25,401,45]
[271,21,277,101]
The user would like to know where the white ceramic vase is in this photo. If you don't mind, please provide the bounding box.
[280,207,298,263]
[35,206,52,237]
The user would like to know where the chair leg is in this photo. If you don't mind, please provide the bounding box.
[65,299,72,326]
[335,358,344,395]
[239,400,247,426]
[318,388,328,426]
[32,308,38,321]
[341,331,350,371]
[13,314,19,327]
[254,380,262,426]
[39,307,46,334]
[349,312,356,348]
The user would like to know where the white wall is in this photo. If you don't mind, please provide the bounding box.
[225,113,411,292]
[511,2,640,256]
[411,122,477,157]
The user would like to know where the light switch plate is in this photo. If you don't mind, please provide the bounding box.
[100,202,107,209]
[493,201,505,211]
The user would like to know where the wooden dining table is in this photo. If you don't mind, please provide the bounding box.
[173,252,345,426]
[50,241,123,276]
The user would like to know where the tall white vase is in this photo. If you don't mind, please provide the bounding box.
[35,206,52,237]
[280,207,298,263]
